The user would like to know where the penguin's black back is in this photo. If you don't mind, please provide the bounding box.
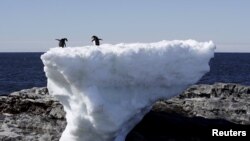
[92,36,101,46]
[58,38,67,48]
[95,39,100,46]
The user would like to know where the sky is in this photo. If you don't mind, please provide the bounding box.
[0,0,249,52]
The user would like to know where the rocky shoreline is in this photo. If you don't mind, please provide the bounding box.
[0,83,249,141]
[0,88,66,141]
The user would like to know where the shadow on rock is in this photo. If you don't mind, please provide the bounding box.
[126,111,249,141]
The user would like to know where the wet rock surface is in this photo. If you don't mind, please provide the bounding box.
[0,83,249,141]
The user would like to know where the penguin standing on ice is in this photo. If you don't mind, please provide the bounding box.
[91,35,102,46]
[56,38,68,48]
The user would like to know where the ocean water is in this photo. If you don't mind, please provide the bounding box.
[0,53,46,95]
[198,53,250,85]
[0,53,250,95]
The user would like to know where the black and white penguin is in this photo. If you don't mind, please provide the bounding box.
[91,35,102,46]
[56,38,68,48]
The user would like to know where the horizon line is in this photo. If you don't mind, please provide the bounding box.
[0,51,250,53]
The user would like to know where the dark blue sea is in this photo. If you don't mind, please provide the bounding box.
[0,53,250,95]
[0,53,46,95]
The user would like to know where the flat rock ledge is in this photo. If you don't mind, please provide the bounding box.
[1,83,249,141]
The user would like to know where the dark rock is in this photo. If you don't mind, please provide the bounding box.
[128,83,250,141]
[158,83,250,125]
[0,87,66,141]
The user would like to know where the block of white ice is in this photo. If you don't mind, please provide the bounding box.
[41,40,215,141]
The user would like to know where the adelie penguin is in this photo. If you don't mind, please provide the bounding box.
[56,38,68,48]
[91,35,102,46]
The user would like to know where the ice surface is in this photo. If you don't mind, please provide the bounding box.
[41,40,215,141]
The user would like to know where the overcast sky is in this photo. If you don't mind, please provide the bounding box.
[0,0,249,52]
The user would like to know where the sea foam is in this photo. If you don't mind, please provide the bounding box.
[41,40,215,141]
